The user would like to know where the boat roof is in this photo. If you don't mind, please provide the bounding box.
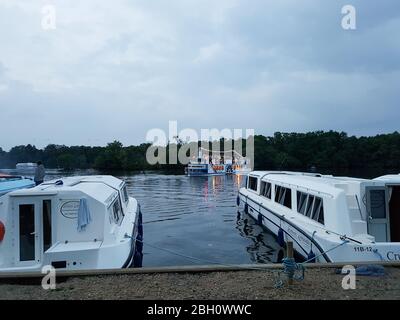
[374,174,400,184]
[248,171,378,195]
[9,176,125,205]
[251,171,367,181]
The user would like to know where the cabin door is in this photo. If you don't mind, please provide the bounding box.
[366,187,391,242]
[13,199,42,266]
[389,186,400,242]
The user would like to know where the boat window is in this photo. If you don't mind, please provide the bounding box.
[260,181,266,196]
[275,186,280,202]
[311,197,322,221]
[111,198,124,225]
[248,176,258,191]
[297,191,325,225]
[369,190,386,219]
[260,181,272,199]
[275,185,292,209]
[43,200,52,252]
[297,191,301,208]
[265,182,272,199]
[297,191,308,215]
[318,206,325,225]
[260,181,267,196]
[122,186,129,204]
[305,195,315,217]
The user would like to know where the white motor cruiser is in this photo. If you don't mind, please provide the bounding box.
[0,176,143,273]
[238,171,400,263]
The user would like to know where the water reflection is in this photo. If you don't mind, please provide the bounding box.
[236,211,284,263]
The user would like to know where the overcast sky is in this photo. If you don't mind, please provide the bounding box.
[0,0,399,150]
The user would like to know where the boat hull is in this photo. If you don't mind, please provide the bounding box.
[239,189,400,263]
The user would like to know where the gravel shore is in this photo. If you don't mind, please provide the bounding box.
[1,267,399,300]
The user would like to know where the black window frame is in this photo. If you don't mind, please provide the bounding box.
[122,185,129,204]
[297,191,308,215]
[111,197,124,225]
[260,181,266,196]
[296,190,325,225]
[248,176,258,192]
[274,185,292,209]
[260,181,272,199]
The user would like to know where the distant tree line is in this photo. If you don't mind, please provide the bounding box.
[0,131,399,171]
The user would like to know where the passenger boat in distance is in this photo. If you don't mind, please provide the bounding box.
[238,171,400,263]
[186,148,251,177]
[0,174,35,197]
[0,176,143,273]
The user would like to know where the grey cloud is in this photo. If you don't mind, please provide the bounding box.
[0,0,399,150]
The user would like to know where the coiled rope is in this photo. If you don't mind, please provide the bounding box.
[274,240,350,288]
[274,257,305,288]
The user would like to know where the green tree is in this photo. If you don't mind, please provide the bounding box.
[94,141,127,170]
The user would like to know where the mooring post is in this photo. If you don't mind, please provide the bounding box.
[287,241,294,285]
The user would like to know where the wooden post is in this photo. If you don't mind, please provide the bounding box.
[287,241,294,285]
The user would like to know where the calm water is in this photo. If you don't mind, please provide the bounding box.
[121,173,282,267]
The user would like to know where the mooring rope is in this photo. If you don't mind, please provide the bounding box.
[125,234,269,272]
[274,257,305,289]
[126,234,351,289]
[373,248,384,261]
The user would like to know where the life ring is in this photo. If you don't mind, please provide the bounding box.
[0,221,5,242]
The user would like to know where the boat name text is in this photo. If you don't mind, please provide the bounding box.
[60,201,80,219]
[387,251,400,261]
